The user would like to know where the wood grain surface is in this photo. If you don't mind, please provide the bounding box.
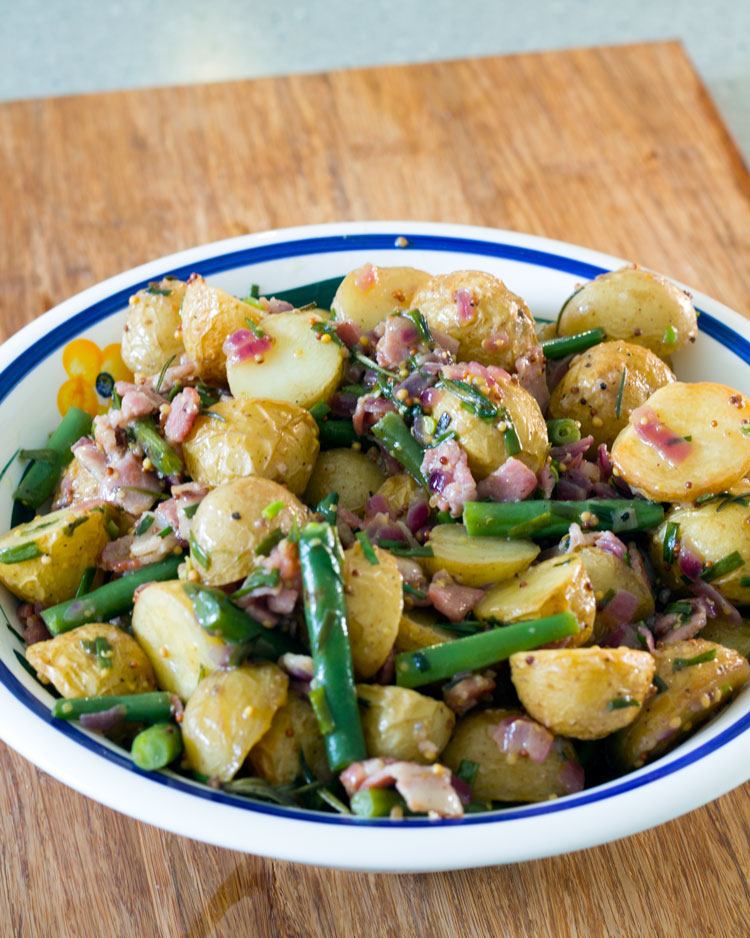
[1,41,749,938]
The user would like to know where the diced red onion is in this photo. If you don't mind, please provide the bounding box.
[631,405,693,464]
[222,329,274,366]
[491,716,554,764]
[455,288,476,324]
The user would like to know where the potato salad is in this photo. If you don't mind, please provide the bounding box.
[3,263,750,820]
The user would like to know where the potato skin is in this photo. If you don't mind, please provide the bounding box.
[357,684,456,763]
[121,278,187,376]
[180,275,262,384]
[343,542,403,678]
[442,709,584,802]
[611,382,750,502]
[700,616,750,658]
[132,580,229,699]
[182,663,288,782]
[650,498,750,605]
[412,270,538,370]
[614,639,750,769]
[548,341,674,447]
[430,375,548,478]
[475,555,595,646]
[247,690,330,785]
[422,524,539,588]
[574,546,654,644]
[510,647,655,739]
[0,504,111,605]
[27,624,156,698]
[303,448,386,514]
[189,477,312,586]
[557,266,698,358]
[331,264,431,332]
[183,397,319,495]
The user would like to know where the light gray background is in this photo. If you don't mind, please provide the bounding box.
[2,1,748,160]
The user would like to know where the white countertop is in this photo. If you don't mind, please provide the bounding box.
[3,0,748,161]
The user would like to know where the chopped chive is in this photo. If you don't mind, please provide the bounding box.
[250,283,260,299]
[504,425,522,456]
[350,349,399,379]
[111,387,122,409]
[231,568,280,599]
[182,502,200,519]
[378,541,434,558]
[663,521,679,565]
[310,321,343,346]
[154,354,177,394]
[717,493,750,512]
[157,525,173,539]
[608,697,640,710]
[404,309,433,343]
[699,551,743,582]
[653,674,668,694]
[308,686,336,734]
[315,492,339,525]
[662,325,678,346]
[75,567,97,598]
[244,317,266,338]
[456,759,479,787]
[168,383,182,402]
[135,514,155,536]
[146,285,171,296]
[254,529,284,557]
[317,787,351,815]
[434,619,484,635]
[19,448,59,463]
[189,531,211,569]
[403,584,428,600]
[262,499,285,521]
[664,601,693,617]
[106,518,119,539]
[615,366,627,420]
[0,543,42,564]
[437,378,498,422]
[673,649,717,671]
[599,588,616,608]
[355,531,379,564]
[81,636,113,669]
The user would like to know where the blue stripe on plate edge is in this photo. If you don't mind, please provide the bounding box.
[1,231,749,828]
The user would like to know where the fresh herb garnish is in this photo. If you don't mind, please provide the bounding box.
[599,588,616,609]
[615,366,627,420]
[244,317,266,338]
[608,697,640,710]
[0,542,42,564]
[157,524,173,539]
[262,500,285,521]
[0,449,19,484]
[254,529,285,557]
[146,285,172,296]
[403,583,428,600]
[355,531,379,564]
[653,674,668,694]
[81,635,113,669]
[182,502,200,519]
[75,566,97,598]
[189,531,211,569]
[310,320,343,346]
[231,568,280,599]
[437,378,498,422]
[662,325,678,346]
[673,649,717,671]
[404,308,433,343]
[154,354,177,394]
[377,541,434,558]
[663,521,679,565]
[699,551,743,582]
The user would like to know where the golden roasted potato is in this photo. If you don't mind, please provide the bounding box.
[548,341,675,448]
[226,311,345,409]
[132,580,229,700]
[121,277,187,376]
[374,473,422,515]
[430,372,548,478]
[475,555,595,646]
[611,383,750,502]
[442,708,584,802]
[183,397,319,494]
[699,616,750,658]
[650,497,750,605]
[180,274,262,384]
[510,647,655,739]
[412,270,537,370]
[423,524,539,587]
[247,690,330,785]
[557,266,698,359]
[615,639,750,769]
[357,684,455,763]
[331,264,431,332]
[394,609,456,653]
[303,448,386,514]
[189,477,312,587]
[0,504,111,605]
[181,663,288,781]
[52,455,107,510]
[27,624,156,698]
[343,542,403,678]
[574,546,655,643]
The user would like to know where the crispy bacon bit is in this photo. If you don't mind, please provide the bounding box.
[18,603,51,645]
[428,571,484,622]
[631,405,693,464]
[477,457,537,502]
[514,344,549,411]
[340,758,463,818]
[222,329,274,367]
[443,671,495,715]
[565,523,627,560]
[259,296,294,314]
[352,395,397,436]
[376,315,421,368]
[163,387,201,443]
[421,439,477,518]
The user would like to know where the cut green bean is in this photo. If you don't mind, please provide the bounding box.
[395,612,581,687]
[463,498,664,540]
[541,327,606,360]
[75,566,97,598]
[52,691,176,723]
[371,412,426,485]
[13,407,93,508]
[298,522,366,773]
[131,722,183,771]
[130,416,183,477]
[546,418,581,446]
[318,419,362,450]
[315,492,339,525]
[350,789,406,818]
[41,555,183,635]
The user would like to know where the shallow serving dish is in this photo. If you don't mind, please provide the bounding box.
[1,221,749,872]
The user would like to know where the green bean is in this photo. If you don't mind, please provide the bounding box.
[546,418,581,446]
[41,555,183,635]
[131,723,183,770]
[350,789,406,818]
[395,613,580,688]
[318,420,363,450]
[463,498,664,540]
[298,522,366,772]
[52,691,176,723]
[371,412,426,485]
[540,327,606,360]
[130,416,183,477]
[13,407,93,508]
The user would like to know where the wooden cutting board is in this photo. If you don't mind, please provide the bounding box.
[1,41,750,938]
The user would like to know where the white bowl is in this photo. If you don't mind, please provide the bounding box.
[1,221,749,872]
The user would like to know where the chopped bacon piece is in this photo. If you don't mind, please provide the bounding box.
[259,296,293,314]
[631,405,693,464]
[455,287,476,324]
[352,395,397,436]
[353,262,378,292]
[340,758,463,818]
[376,315,421,368]
[164,387,201,443]
[514,344,549,411]
[443,671,495,715]
[477,457,537,502]
[421,439,477,518]
[428,571,484,622]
